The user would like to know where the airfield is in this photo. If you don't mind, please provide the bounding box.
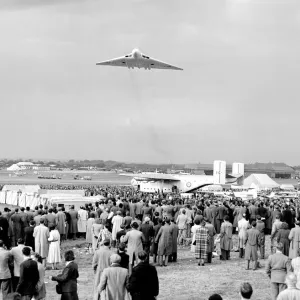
[0,170,131,186]
[0,169,297,187]
[0,169,295,300]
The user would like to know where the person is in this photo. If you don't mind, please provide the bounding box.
[277,272,300,300]
[169,218,179,263]
[91,219,103,252]
[123,222,145,273]
[191,219,201,253]
[111,211,123,248]
[92,239,113,300]
[289,220,300,259]
[31,253,46,300]
[151,218,162,264]
[50,250,79,300]
[0,239,12,299]
[140,217,154,262]
[155,217,173,267]
[238,214,249,259]
[266,242,292,300]
[240,282,253,299]
[205,217,216,263]
[271,215,283,254]
[195,216,209,266]
[256,215,266,259]
[176,209,188,246]
[127,250,159,300]
[117,243,129,269]
[68,206,78,240]
[0,211,9,248]
[77,206,88,238]
[220,215,233,261]
[10,238,26,292]
[291,248,300,278]
[208,294,223,300]
[24,220,35,250]
[56,207,66,242]
[16,246,39,300]
[245,221,260,270]
[33,218,49,267]
[97,254,129,300]
[86,212,96,251]
[47,225,61,270]
[44,208,57,229]
[278,222,291,256]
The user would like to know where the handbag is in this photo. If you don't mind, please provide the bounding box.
[56,284,62,294]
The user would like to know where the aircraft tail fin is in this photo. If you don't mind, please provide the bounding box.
[213,160,226,185]
[232,162,244,185]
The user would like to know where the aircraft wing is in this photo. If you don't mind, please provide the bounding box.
[96,54,131,67]
[143,55,183,70]
[120,173,180,181]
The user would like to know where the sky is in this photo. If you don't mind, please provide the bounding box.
[0,0,300,165]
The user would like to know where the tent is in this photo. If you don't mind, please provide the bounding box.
[2,185,41,193]
[243,174,279,190]
[280,184,295,190]
[7,164,21,171]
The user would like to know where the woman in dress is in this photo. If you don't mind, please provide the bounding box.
[91,218,103,252]
[86,212,95,251]
[32,253,46,300]
[191,218,201,252]
[47,225,61,270]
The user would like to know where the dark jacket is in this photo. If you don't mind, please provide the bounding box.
[127,261,159,300]
[117,250,129,269]
[52,261,79,293]
[24,226,35,250]
[0,216,9,243]
[16,258,39,296]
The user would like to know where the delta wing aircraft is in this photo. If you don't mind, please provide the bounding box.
[96,48,183,70]
[120,161,244,193]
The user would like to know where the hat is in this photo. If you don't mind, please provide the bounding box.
[144,217,150,222]
[118,243,126,252]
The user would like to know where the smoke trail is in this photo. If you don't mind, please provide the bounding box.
[127,70,170,160]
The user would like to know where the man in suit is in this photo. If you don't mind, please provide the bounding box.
[11,208,23,247]
[50,250,79,300]
[266,242,292,300]
[0,239,12,299]
[127,250,159,300]
[24,221,35,251]
[56,207,66,241]
[216,202,227,234]
[256,215,266,259]
[98,254,129,300]
[117,243,129,269]
[68,206,78,240]
[33,218,49,267]
[0,211,9,248]
[248,202,257,224]
[10,238,27,292]
[16,246,39,300]
[44,208,57,229]
[282,204,294,229]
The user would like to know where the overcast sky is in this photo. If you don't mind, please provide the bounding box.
[0,0,299,165]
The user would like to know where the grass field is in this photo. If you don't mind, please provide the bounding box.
[0,170,131,186]
[18,236,272,300]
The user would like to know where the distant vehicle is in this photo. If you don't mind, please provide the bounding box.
[74,174,80,180]
[38,174,61,180]
[83,176,92,181]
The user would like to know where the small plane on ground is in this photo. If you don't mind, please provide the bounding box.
[96,48,183,70]
[120,161,244,194]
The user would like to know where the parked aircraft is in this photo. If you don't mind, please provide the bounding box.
[120,161,244,193]
[96,48,183,70]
